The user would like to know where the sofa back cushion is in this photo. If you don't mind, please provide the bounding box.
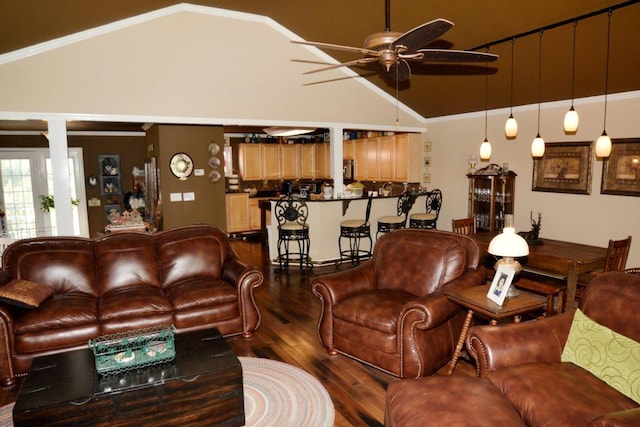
[157,225,230,288]
[95,233,160,295]
[373,229,471,296]
[580,271,640,344]
[2,237,97,296]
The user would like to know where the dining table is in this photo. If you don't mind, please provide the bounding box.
[470,232,608,312]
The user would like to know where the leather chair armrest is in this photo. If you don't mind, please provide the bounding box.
[222,255,256,288]
[0,270,9,286]
[0,304,17,386]
[311,262,376,305]
[466,311,574,377]
[589,408,640,427]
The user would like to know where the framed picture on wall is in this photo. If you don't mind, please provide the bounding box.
[104,204,121,225]
[99,154,121,196]
[532,142,593,194]
[601,138,640,197]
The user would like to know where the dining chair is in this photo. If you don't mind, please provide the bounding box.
[376,191,413,237]
[409,189,442,229]
[338,194,373,266]
[274,195,311,272]
[451,217,476,235]
[575,235,632,300]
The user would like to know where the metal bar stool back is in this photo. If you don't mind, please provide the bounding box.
[376,191,414,237]
[339,194,373,266]
[409,189,442,229]
[274,195,311,272]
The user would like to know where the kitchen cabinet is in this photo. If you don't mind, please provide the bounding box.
[262,144,281,179]
[238,144,262,180]
[281,144,301,179]
[249,197,271,231]
[353,139,367,181]
[343,140,354,160]
[226,193,250,233]
[316,142,330,178]
[393,133,422,182]
[300,144,317,179]
[467,165,516,232]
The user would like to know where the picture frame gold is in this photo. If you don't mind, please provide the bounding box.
[601,138,640,197]
[532,142,593,194]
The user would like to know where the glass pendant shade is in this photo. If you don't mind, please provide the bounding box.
[531,134,545,157]
[505,114,518,138]
[563,107,579,133]
[480,138,492,161]
[596,131,612,157]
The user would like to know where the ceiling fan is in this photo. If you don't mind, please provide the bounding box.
[292,0,498,81]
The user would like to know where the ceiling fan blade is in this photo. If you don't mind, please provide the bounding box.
[389,60,411,82]
[302,57,378,74]
[416,49,498,63]
[291,40,379,57]
[390,19,454,51]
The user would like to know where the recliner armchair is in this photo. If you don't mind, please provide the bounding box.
[312,229,486,378]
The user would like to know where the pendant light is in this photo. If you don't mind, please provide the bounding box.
[563,21,579,133]
[479,49,492,161]
[596,10,612,158]
[505,38,518,138]
[531,30,545,158]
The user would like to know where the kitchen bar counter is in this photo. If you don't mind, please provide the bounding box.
[266,194,428,265]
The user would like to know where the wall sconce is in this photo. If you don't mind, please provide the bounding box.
[596,10,613,158]
[564,21,580,133]
[531,30,545,158]
[505,38,518,139]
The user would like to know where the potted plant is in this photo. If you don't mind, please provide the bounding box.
[39,195,80,213]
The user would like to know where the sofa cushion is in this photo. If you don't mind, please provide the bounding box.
[562,308,640,403]
[0,279,52,308]
[488,362,638,427]
[98,286,173,334]
[167,278,240,329]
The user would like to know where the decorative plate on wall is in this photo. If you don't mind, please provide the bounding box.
[170,152,193,180]
[208,141,220,156]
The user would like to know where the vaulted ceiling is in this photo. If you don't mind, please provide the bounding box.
[2,1,639,120]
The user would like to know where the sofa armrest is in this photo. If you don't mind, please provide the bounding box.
[466,311,574,377]
[0,304,17,386]
[222,255,264,337]
[589,408,640,427]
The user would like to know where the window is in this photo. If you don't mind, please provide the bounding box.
[0,148,88,238]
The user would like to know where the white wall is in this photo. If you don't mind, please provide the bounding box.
[427,91,640,267]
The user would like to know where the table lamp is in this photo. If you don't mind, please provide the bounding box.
[488,215,529,297]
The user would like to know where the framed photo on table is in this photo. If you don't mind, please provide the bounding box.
[600,138,640,196]
[487,265,516,306]
[532,142,593,194]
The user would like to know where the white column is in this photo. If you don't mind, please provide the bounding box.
[47,120,75,236]
[329,127,343,197]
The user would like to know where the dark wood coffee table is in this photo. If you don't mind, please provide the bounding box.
[13,328,244,426]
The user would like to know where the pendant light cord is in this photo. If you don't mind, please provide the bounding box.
[484,47,489,138]
[570,21,577,107]
[509,38,515,115]
[603,9,612,130]
[537,30,543,134]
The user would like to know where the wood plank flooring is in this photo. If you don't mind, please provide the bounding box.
[0,236,477,426]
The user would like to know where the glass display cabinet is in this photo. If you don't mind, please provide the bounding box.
[467,164,516,232]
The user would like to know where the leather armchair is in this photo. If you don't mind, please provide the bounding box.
[466,272,640,426]
[312,229,486,378]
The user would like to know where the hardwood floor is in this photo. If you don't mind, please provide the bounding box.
[0,237,477,426]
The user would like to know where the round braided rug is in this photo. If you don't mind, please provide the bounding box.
[239,357,335,427]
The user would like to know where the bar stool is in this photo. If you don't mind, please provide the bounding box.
[409,189,442,229]
[338,194,373,266]
[274,195,311,272]
[376,191,413,238]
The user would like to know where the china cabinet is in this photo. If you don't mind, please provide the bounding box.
[467,164,516,232]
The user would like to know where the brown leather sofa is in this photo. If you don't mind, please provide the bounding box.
[312,229,486,378]
[0,224,263,387]
[466,271,640,426]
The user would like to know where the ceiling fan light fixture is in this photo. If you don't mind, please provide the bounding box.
[596,130,612,157]
[263,127,315,137]
[531,134,545,157]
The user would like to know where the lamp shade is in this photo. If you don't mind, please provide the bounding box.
[595,131,612,157]
[563,107,579,133]
[531,134,545,157]
[505,115,518,138]
[488,227,530,258]
[479,139,492,161]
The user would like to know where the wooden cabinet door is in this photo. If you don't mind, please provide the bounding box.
[343,140,355,160]
[226,193,249,233]
[316,142,330,179]
[300,144,316,178]
[238,144,262,180]
[366,138,379,180]
[394,133,422,183]
[262,145,281,179]
[354,139,367,181]
[280,144,300,179]
[378,136,394,181]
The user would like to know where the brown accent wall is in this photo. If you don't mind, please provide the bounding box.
[149,125,226,231]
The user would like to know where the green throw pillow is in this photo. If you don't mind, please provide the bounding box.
[561,308,640,404]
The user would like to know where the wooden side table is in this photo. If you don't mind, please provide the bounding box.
[445,285,545,375]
